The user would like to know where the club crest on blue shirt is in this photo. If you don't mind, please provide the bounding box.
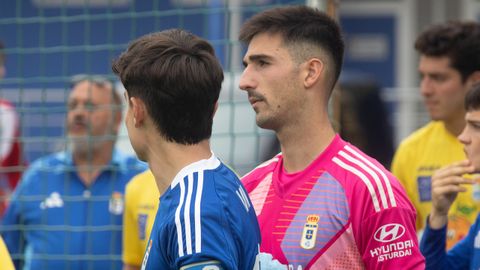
[109,192,124,215]
[300,214,319,250]
[137,214,148,240]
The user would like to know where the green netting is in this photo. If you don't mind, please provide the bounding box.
[0,1,304,269]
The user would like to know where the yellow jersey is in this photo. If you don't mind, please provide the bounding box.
[0,236,14,270]
[392,121,479,249]
[122,170,160,266]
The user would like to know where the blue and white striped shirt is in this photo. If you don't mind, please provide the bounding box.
[141,154,260,270]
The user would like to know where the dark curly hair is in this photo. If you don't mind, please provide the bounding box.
[415,21,480,82]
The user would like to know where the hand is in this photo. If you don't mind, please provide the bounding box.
[429,160,475,229]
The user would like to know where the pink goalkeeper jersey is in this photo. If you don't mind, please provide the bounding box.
[242,135,425,269]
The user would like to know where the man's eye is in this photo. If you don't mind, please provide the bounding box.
[472,123,480,130]
[258,60,268,67]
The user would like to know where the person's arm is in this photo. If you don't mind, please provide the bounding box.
[420,214,476,270]
[353,168,425,269]
[360,207,425,269]
[419,160,476,269]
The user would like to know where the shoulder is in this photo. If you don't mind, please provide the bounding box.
[396,122,443,151]
[203,165,243,201]
[330,142,410,212]
[25,152,66,173]
[14,152,66,193]
[126,170,155,191]
[241,154,281,191]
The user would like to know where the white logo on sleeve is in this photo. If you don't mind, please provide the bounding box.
[370,223,413,262]
[40,192,64,209]
[374,223,405,243]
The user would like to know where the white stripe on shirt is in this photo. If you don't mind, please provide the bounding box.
[194,171,204,253]
[338,150,389,209]
[332,157,381,212]
[344,145,397,207]
[175,177,186,257]
[184,173,194,255]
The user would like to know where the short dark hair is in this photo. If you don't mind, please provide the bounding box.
[112,29,224,145]
[465,83,480,111]
[239,5,344,92]
[415,21,480,82]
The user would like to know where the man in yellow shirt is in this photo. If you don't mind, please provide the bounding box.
[122,170,159,270]
[392,21,480,249]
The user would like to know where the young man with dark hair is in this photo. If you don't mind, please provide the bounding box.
[392,21,480,248]
[239,5,425,269]
[421,83,480,269]
[112,29,261,270]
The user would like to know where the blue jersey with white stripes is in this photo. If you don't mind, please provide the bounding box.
[141,154,261,270]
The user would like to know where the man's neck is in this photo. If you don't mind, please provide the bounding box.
[147,139,212,195]
[443,116,466,137]
[73,143,114,186]
[277,116,335,173]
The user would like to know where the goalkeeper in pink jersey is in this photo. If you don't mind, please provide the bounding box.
[238,5,425,269]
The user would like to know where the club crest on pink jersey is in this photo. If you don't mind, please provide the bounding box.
[300,215,319,249]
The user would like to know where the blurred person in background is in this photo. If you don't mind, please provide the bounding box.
[0,74,147,270]
[113,29,261,269]
[391,21,480,248]
[0,41,25,217]
[338,74,395,168]
[122,169,159,270]
[0,235,14,270]
[420,83,480,269]
[239,5,424,269]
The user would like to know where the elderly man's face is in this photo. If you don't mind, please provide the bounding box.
[67,80,120,152]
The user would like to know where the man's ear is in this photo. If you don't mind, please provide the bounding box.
[130,96,145,128]
[304,58,324,89]
[213,102,218,118]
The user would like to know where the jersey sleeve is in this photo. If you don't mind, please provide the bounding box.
[122,181,143,266]
[420,216,476,270]
[358,206,425,269]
